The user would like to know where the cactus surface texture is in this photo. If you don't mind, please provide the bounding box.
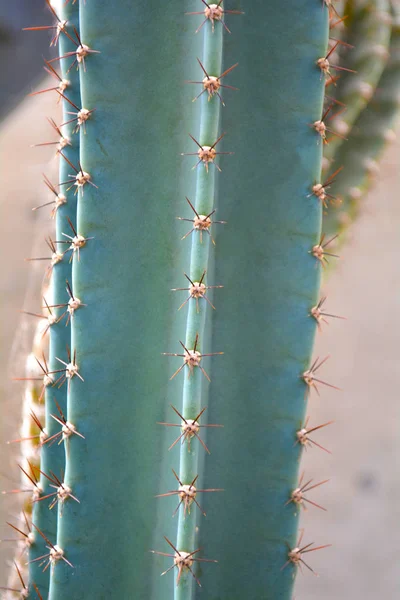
[3,0,399,599]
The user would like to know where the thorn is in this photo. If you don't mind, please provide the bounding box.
[29,59,70,99]
[20,296,59,338]
[33,470,79,514]
[185,0,244,34]
[162,333,223,382]
[181,133,233,172]
[29,523,73,570]
[308,166,343,207]
[323,0,340,19]
[157,405,223,453]
[302,356,341,397]
[59,151,97,195]
[310,234,340,266]
[177,196,226,244]
[57,217,94,262]
[33,582,44,599]
[32,117,71,153]
[2,519,34,551]
[46,280,85,326]
[150,536,217,587]
[57,91,95,133]
[310,296,346,330]
[0,561,29,596]
[25,236,65,277]
[310,104,348,145]
[286,471,329,511]
[171,270,223,311]
[187,58,238,104]
[155,469,223,517]
[2,461,42,500]
[49,344,84,390]
[296,417,334,454]
[44,397,85,448]
[12,354,54,403]
[23,0,68,47]
[316,41,356,84]
[47,26,100,73]
[32,174,67,217]
[329,14,348,30]
[282,529,331,575]
[7,409,47,445]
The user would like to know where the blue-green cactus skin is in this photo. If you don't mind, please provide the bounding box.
[49,2,202,598]
[28,2,80,597]
[196,2,329,598]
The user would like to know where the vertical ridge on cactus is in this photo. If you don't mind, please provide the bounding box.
[26,1,81,597]
[172,16,225,599]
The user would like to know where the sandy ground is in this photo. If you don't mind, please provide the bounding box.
[0,86,399,598]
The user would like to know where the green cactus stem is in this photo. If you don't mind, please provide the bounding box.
[26,1,81,597]
[323,0,400,241]
[323,0,392,165]
[48,2,201,598]
[196,2,331,598]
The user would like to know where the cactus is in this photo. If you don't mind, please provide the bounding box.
[323,0,392,165]
[323,0,400,240]
[3,0,398,598]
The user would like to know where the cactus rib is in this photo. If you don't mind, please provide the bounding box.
[27,1,80,597]
[172,17,225,600]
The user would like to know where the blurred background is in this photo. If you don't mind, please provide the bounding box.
[0,3,399,599]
